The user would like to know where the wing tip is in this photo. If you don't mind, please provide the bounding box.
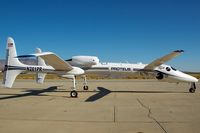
[174,50,184,53]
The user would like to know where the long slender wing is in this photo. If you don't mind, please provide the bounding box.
[18,52,73,71]
[144,50,184,70]
[36,52,73,71]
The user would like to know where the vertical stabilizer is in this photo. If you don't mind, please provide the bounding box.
[6,37,23,66]
[3,37,24,88]
[36,48,46,66]
[36,48,47,84]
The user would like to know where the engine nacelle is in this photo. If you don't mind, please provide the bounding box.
[70,56,100,67]
[155,72,180,83]
[156,72,164,80]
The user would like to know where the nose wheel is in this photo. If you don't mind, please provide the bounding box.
[189,88,195,93]
[189,82,196,93]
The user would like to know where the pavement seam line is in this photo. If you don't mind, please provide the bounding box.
[137,98,168,133]
[114,105,116,123]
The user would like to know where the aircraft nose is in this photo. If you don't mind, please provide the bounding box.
[193,77,198,82]
[187,75,198,82]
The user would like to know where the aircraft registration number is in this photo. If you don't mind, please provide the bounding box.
[26,67,43,72]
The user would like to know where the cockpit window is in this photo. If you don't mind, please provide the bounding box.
[171,67,177,71]
[166,67,171,71]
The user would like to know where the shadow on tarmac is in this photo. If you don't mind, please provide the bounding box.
[0,86,188,101]
[85,87,189,102]
[85,87,111,102]
[0,86,58,100]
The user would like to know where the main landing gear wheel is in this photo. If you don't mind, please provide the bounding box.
[70,90,78,98]
[189,88,195,93]
[189,82,196,93]
[83,86,89,90]
[83,75,89,91]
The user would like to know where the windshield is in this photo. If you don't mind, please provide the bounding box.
[171,66,177,71]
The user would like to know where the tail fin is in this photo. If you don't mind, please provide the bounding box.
[36,48,47,84]
[3,37,24,88]
[5,37,23,66]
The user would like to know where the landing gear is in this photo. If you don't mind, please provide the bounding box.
[83,75,89,90]
[189,82,196,93]
[189,88,195,93]
[70,90,78,97]
[65,74,89,97]
[70,75,78,98]
[83,85,89,90]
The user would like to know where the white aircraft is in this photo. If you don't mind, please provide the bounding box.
[2,37,198,98]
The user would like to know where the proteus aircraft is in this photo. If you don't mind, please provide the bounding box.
[2,37,198,98]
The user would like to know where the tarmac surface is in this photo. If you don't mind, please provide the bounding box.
[0,79,200,133]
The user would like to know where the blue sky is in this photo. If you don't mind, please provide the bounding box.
[0,0,200,71]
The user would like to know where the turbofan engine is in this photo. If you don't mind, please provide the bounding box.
[156,72,164,80]
[66,56,100,67]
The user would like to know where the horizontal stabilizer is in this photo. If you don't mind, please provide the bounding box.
[3,70,23,88]
[35,48,47,84]
[36,73,46,84]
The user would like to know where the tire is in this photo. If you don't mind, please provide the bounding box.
[189,88,195,93]
[83,86,89,90]
[70,90,78,97]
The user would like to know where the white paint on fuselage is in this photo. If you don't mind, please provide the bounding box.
[85,62,198,83]
[87,62,147,72]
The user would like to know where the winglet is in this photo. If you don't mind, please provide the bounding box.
[174,50,184,53]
